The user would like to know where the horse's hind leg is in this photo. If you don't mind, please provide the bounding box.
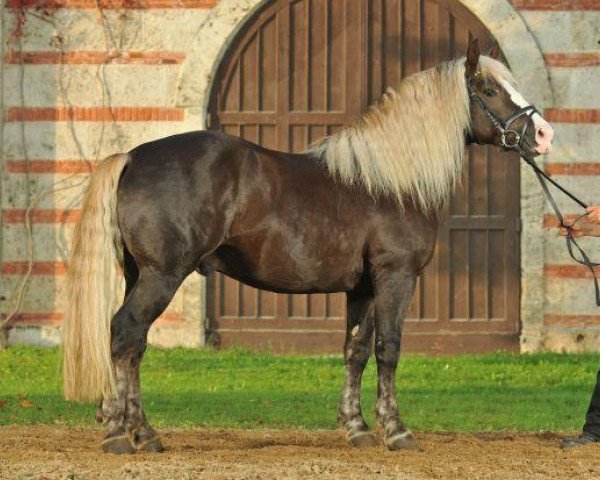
[373,267,420,451]
[101,268,185,454]
[339,287,377,447]
[119,249,162,451]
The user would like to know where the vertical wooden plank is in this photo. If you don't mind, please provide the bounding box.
[260,17,277,112]
[289,294,309,319]
[437,2,451,62]
[421,0,439,69]
[291,125,307,152]
[277,2,291,152]
[304,0,312,111]
[290,0,307,113]
[469,230,488,319]
[329,0,345,111]
[450,230,469,320]
[368,0,384,103]
[240,124,259,144]
[406,294,419,320]
[327,293,346,319]
[346,0,363,117]
[309,0,327,111]
[259,124,277,150]
[421,248,439,320]
[504,150,521,326]
[384,0,401,88]
[402,0,421,76]
[222,274,240,318]
[223,60,241,111]
[241,35,259,112]
[436,212,451,323]
[489,148,507,216]
[470,144,489,216]
[310,294,327,320]
[489,230,506,319]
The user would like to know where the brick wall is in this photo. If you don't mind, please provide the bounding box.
[1,0,600,351]
[512,0,600,351]
[1,0,216,346]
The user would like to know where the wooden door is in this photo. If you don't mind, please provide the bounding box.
[206,0,520,354]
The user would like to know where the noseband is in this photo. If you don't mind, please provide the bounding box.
[468,79,600,307]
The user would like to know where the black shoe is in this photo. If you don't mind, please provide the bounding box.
[561,432,600,449]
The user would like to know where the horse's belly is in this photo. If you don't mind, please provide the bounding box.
[204,243,364,294]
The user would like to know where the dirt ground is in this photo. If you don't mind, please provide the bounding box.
[2,426,600,480]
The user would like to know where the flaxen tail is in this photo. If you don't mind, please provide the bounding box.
[62,153,129,402]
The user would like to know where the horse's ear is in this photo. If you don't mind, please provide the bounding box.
[488,42,500,60]
[466,38,480,73]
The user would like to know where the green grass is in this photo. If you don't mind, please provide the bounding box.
[0,346,598,432]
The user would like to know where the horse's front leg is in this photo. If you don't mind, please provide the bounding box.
[373,267,420,451]
[339,287,377,447]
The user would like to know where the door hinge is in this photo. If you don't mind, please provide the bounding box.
[515,218,522,232]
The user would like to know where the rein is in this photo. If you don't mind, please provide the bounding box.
[468,82,600,307]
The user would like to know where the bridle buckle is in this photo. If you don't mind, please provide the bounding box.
[501,130,521,148]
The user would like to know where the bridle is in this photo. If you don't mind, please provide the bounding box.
[467,81,539,150]
[468,79,600,307]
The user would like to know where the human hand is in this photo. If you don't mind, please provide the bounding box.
[586,206,600,224]
[559,218,600,238]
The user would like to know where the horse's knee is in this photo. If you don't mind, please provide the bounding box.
[374,336,401,367]
[345,340,371,367]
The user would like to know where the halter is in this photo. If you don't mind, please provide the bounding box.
[468,79,600,307]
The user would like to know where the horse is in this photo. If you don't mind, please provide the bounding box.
[62,39,554,454]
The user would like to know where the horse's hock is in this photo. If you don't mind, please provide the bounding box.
[1,0,599,354]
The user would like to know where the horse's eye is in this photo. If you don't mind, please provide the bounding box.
[483,88,497,97]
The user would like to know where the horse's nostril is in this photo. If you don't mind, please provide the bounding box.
[537,129,545,138]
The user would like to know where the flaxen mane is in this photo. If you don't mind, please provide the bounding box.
[310,56,515,212]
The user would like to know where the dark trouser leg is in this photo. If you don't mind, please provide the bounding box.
[373,269,419,451]
[339,288,376,447]
[583,369,600,437]
[101,270,182,454]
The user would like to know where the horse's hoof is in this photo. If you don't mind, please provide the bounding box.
[136,436,164,453]
[385,430,421,451]
[101,434,135,454]
[347,431,378,448]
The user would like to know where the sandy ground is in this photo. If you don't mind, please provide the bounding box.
[1,426,600,479]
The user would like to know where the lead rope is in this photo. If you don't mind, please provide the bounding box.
[518,151,600,307]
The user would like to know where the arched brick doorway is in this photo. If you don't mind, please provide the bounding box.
[206,0,521,354]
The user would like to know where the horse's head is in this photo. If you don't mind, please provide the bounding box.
[465,39,554,157]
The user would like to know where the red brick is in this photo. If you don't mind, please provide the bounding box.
[2,262,68,275]
[544,109,600,124]
[544,53,600,68]
[544,314,600,328]
[3,209,81,224]
[5,107,184,122]
[6,0,218,9]
[545,163,600,176]
[544,264,600,279]
[6,160,94,174]
[513,0,600,10]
